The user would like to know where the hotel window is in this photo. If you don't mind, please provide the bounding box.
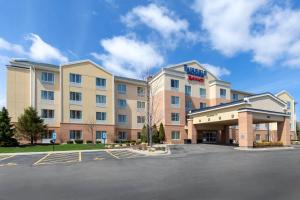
[70,110,82,119]
[171,96,180,107]
[118,99,127,108]
[41,109,54,118]
[137,101,146,109]
[118,115,127,123]
[69,130,82,140]
[185,85,191,96]
[200,88,206,98]
[137,116,145,124]
[41,72,54,84]
[185,99,193,110]
[118,131,127,140]
[96,77,106,88]
[96,131,106,140]
[170,79,179,90]
[220,88,227,99]
[287,101,291,109]
[70,73,81,84]
[41,90,54,100]
[42,130,54,139]
[96,112,107,121]
[117,83,126,94]
[232,93,239,101]
[171,131,180,140]
[96,95,106,106]
[256,134,260,141]
[137,132,141,139]
[70,92,82,103]
[171,113,180,122]
[137,86,145,96]
[200,102,206,109]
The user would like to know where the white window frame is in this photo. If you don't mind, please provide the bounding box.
[117,83,126,94]
[171,79,179,91]
[70,110,82,122]
[220,88,227,99]
[171,96,180,108]
[96,77,106,89]
[185,85,191,96]
[137,116,145,124]
[70,73,82,86]
[96,95,107,107]
[117,115,127,124]
[69,130,82,140]
[171,131,180,140]
[70,92,82,105]
[41,72,54,84]
[41,90,54,101]
[137,86,145,96]
[171,113,180,124]
[200,88,206,98]
[41,109,55,119]
[96,112,107,123]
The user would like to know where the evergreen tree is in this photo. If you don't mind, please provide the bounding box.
[16,107,47,145]
[158,123,165,143]
[141,124,148,143]
[152,124,160,144]
[0,107,18,146]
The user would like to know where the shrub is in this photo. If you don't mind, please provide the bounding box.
[67,140,74,144]
[96,140,102,144]
[75,139,83,144]
[0,138,19,147]
[86,140,93,144]
[254,141,283,148]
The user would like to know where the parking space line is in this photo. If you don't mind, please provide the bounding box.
[0,162,17,167]
[79,152,82,162]
[33,153,51,165]
[106,150,120,159]
[0,155,15,161]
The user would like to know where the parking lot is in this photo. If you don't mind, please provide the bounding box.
[0,149,147,167]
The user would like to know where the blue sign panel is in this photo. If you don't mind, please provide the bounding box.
[102,132,107,139]
[184,64,207,78]
[52,132,57,140]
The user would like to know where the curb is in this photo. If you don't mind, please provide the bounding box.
[234,146,294,151]
[130,145,171,156]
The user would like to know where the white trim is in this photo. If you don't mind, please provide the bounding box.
[276,90,294,100]
[246,93,287,106]
[238,109,289,117]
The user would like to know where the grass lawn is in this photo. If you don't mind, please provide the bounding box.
[0,144,105,153]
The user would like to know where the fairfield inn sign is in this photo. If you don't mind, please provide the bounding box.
[184,64,207,83]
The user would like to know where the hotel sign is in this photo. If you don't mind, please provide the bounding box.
[184,64,207,83]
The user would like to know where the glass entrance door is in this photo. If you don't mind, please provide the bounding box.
[202,131,217,144]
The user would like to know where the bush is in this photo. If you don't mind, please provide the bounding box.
[86,140,93,144]
[96,140,102,144]
[67,140,74,144]
[254,141,283,148]
[75,139,83,144]
[0,138,19,147]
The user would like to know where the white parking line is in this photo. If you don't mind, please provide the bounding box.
[0,155,15,161]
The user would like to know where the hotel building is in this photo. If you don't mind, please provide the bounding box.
[6,59,297,147]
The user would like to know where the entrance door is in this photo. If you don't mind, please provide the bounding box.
[202,131,217,144]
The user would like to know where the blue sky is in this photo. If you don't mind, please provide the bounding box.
[0,0,299,118]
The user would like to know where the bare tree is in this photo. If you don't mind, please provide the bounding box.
[88,118,96,144]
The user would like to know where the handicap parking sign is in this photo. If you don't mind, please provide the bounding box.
[52,132,57,140]
[102,132,107,139]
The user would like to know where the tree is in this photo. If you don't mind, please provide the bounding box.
[158,123,165,143]
[141,124,148,143]
[152,124,160,144]
[88,118,96,144]
[0,107,18,147]
[16,107,47,145]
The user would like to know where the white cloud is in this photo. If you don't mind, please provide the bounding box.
[122,3,198,48]
[193,0,300,68]
[0,38,26,55]
[91,35,164,78]
[25,33,68,63]
[202,63,230,78]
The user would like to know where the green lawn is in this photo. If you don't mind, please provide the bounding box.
[0,144,105,153]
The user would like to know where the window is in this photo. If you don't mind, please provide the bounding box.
[96,77,106,88]
[185,99,192,110]
[137,116,145,124]
[118,99,127,108]
[171,96,180,107]
[171,131,180,140]
[137,132,141,139]
[41,72,54,83]
[287,101,291,109]
[118,115,127,123]
[41,109,54,118]
[171,113,180,122]
[70,110,82,119]
[220,88,227,98]
[171,79,179,89]
[96,112,107,121]
[42,130,54,139]
[70,92,82,102]
[96,95,106,106]
[69,130,82,140]
[96,131,106,140]
[200,102,206,109]
[200,88,206,98]
[137,87,145,96]
[185,85,191,96]
[117,83,126,94]
[256,134,260,141]
[41,90,54,100]
[118,131,127,140]
[232,93,239,101]
[137,101,146,109]
[69,73,81,84]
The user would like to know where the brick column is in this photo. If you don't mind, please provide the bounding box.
[221,128,226,144]
[187,119,197,144]
[277,117,291,146]
[238,112,254,147]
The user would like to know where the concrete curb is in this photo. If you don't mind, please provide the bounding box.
[234,146,294,151]
[130,145,171,156]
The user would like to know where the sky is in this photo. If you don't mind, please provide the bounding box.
[0,0,299,118]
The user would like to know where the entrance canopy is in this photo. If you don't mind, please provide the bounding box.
[187,93,291,147]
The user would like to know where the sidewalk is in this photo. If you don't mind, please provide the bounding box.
[235,146,294,151]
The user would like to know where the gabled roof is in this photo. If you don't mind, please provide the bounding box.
[276,90,294,100]
[7,58,59,69]
[246,92,287,106]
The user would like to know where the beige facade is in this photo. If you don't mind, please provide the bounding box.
[6,59,297,145]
